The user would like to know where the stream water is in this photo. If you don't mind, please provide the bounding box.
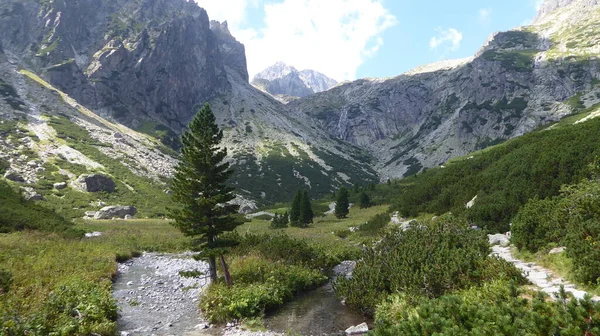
[265,283,369,336]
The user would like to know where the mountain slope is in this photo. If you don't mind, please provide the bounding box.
[288,0,600,180]
[0,0,378,209]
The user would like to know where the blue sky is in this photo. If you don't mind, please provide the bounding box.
[195,0,542,81]
[361,0,540,78]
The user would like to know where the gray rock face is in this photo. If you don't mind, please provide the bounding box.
[94,206,137,220]
[534,0,599,23]
[210,20,249,82]
[252,62,337,98]
[4,170,24,182]
[73,174,116,193]
[0,0,231,132]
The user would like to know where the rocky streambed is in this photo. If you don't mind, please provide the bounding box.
[113,253,368,336]
[114,252,212,335]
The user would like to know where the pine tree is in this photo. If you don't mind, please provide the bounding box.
[359,191,372,209]
[299,189,313,227]
[282,211,289,226]
[335,187,350,219]
[169,103,240,285]
[290,190,302,227]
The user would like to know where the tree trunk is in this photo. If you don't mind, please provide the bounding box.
[208,255,218,283]
[220,254,233,287]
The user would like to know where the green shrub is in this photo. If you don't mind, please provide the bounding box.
[512,196,566,252]
[1,279,117,335]
[0,157,9,175]
[233,233,335,269]
[334,215,523,315]
[562,179,600,284]
[374,281,600,335]
[0,269,12,294]
[359,212,389,233]
[269,212,288,229]
[334,229,351,239]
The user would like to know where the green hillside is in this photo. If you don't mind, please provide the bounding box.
[378,112,600,232]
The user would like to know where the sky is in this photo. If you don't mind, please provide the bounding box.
[194,0,544,81]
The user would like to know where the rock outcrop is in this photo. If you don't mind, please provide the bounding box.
[94,205,137,219]
[73,174,116,193]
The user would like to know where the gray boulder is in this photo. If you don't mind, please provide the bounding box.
[53,182,67,190]
[73,174,116,193]
[4,170,24,182]
[94,206,137,220]
[488,233,510,247]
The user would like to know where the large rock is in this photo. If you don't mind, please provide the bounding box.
[4,170,24,182]
[21,187,44,201]
[73,174,116,193]
[53,182,67,190]
[488,233,510,247]
[94,206,137,220]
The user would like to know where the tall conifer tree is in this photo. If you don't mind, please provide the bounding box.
[169,103,240,285]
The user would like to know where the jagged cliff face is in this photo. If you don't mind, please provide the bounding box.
[0,0,231,132]
[0,0,378,206]
[288,0,600,180]
[252,62,337,99]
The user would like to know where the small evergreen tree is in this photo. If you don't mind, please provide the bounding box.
[282,211,289,226]
[299,189,314,227]
[359,191,372,209]
[290,190,302,227]
[169,103,240,285]
[335,187,350,219]
[270,212,289,229]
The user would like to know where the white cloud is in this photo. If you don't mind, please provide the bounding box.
[478,8,492,26]
[196,0,397,81]
[429,28,463,52]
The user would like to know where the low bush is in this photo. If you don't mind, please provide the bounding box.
[512,196,566,252]
[334,215,524,315]
[512,171,600,285]
[232,233,336,270]
[1,279,117,335]
[358,212,389,234]
[374,281,600,335]
[0,269,12,294]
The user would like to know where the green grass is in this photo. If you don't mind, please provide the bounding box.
[0,219,189,334]
[238,204,389,250]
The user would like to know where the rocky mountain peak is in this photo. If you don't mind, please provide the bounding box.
[534,0,600,24]
[251,62,337,99]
